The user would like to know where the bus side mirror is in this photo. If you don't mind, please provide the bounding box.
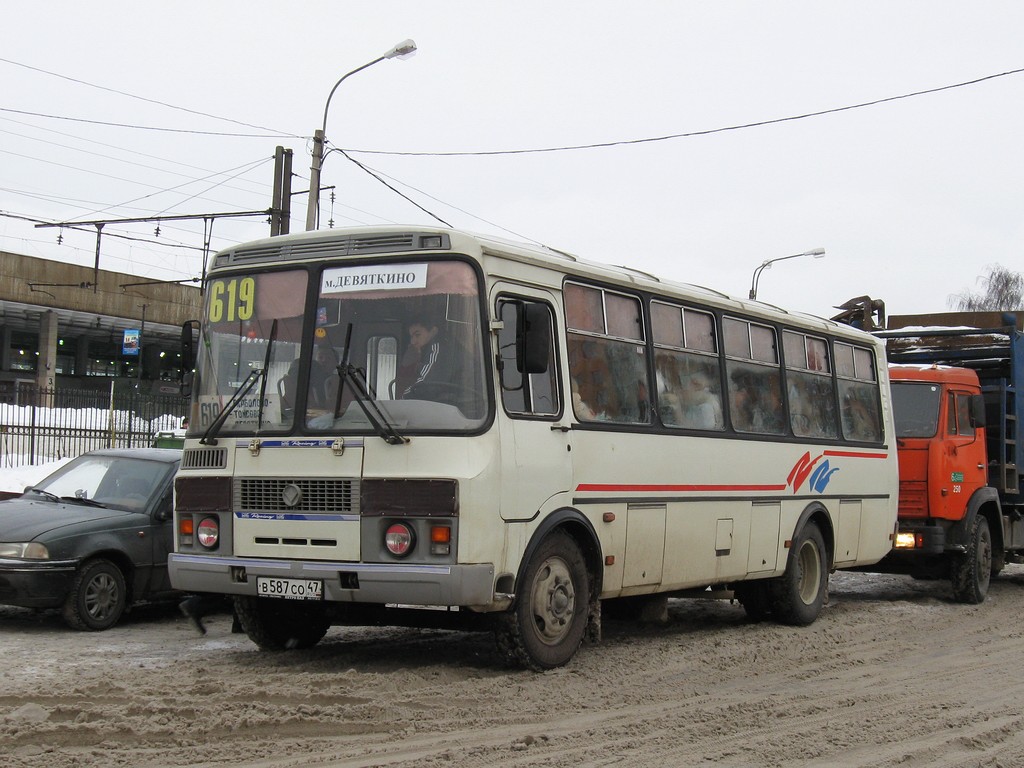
[180,321,198,372]
[180,320,199,396]
[970,394,986,428]
[517,303,550,375]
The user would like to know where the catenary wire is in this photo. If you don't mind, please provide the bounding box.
[0,56,300,137]
[342,67,1024,157]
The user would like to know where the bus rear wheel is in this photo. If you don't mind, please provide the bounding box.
[497,531,590,670]
[234,596,331,650]
[769,521,828,626]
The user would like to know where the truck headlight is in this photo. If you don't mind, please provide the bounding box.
[894,532,918,549]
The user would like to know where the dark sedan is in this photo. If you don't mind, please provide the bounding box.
[0,448,181,630]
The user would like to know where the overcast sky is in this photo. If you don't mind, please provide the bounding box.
[3,1,1022,321]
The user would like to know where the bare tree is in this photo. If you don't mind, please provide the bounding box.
[950,264,1024,311]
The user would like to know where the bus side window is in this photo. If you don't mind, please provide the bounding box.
[497,299,559,416]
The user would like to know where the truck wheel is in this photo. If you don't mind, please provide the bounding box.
[769,522,828,626]
[234,596,331,650]
[951,515,992,604]
[496,530,589,670]
[63,558,128,631]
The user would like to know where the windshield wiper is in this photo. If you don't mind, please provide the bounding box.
[60,496,107,508]
[256,319,279,432]
[335,323,406,445]
[200,367,265,445]
[27,487,60,502]
[337,364,407,445]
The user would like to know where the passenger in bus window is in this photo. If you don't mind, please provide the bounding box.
[679,372,724,429]
[842,385,881,441]
[657,351,723,430]
[308,344,340,409]
[730,367,784,434]
[568,338,619,420]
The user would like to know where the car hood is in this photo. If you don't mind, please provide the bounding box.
[0,497,144,541]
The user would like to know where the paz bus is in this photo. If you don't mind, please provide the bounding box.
[168,226,898,669]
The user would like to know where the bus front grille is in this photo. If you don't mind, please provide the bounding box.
[181,447,228,470]
[235,477,359,514]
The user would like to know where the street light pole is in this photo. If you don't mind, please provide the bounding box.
[305,39,417,232]
[748,248,826,301]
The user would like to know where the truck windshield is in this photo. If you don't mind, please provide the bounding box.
[189,260,488,436]
[891,381,941,438]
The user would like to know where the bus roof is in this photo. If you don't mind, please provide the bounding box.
[210,224,875,344]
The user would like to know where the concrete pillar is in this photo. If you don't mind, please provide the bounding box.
[143,344,162,381]
[0,326,11,372]
[36,310,58,405]
[75,336,90,377]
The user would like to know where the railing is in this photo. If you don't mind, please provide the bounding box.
[0,384,188,468]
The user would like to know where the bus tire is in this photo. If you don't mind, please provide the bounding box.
[733,581,772,622]
[950,514,992,604]
[769,521,827,626]
[498,530,589,670]
[234,596,331,650]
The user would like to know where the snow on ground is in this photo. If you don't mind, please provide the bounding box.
[0,459,73,493]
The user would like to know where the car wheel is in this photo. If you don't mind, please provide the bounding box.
[63,558,128,631]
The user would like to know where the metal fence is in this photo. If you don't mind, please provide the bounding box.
[0,384,189,468]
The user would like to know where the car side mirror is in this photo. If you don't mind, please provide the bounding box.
[154,492,174,522]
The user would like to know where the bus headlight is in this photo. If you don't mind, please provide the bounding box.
[197,517,220,549]
[384,522,415,557]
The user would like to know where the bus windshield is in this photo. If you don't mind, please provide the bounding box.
[190,259,488,436]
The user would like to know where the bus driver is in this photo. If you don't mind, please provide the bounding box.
[402,318,458,400]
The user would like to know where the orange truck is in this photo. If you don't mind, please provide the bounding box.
[868,310,1024,603]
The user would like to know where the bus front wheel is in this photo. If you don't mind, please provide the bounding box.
[498,531,590,670]
[769,521,827,626]
[234,596,331,651]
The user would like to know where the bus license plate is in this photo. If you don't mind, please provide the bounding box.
[256,577,323,601]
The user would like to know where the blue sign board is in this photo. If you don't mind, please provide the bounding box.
[123,329,140,356]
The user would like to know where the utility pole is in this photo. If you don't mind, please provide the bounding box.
[305,130,325,232]
[270,146,293,236]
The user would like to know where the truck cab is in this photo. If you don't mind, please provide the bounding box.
[889,365,990,556]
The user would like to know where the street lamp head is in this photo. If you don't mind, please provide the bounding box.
[748,247,827,301]
[384,39,417,60]
[306,39,419,232]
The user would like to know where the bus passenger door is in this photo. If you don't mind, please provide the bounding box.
[494,295,571,521]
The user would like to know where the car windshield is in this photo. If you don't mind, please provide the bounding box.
[34,455,173,512]
[891,381,941,438]
[189,260,489,437]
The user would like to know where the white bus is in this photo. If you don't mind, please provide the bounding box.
[169,226,898,669]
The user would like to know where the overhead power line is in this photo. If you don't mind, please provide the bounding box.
[0,107,297,138]
[0,56,298,137]
[342,66,1024,157]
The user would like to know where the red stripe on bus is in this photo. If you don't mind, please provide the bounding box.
[575,484,789,493]
[823,450,889,459]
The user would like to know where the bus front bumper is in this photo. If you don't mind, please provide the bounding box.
[169,553,497,608]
